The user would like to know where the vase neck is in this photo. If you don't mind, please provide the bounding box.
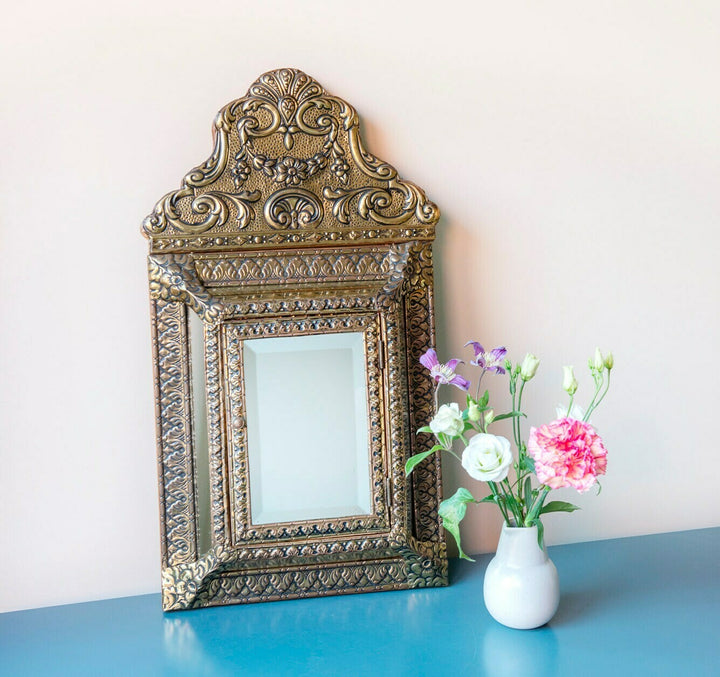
[496,525,548,566]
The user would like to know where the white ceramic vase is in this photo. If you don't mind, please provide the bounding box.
[483,524,559,629]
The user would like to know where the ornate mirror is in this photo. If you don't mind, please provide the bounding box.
[142,68,447,611]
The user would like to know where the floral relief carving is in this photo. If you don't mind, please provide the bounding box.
[238,152,330,189]
[194,248,395,286]
[160,536,446,610]
[162,550,431,611]
[142,68,438,249]
[404,244,443,540]
[152,298,198,567]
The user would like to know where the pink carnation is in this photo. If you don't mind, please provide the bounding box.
[527,417,608,493]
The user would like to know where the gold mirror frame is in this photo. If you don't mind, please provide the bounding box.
[142,68,447,611]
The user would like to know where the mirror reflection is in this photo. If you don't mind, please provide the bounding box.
[188,309,211,553]
[243,332,372,525]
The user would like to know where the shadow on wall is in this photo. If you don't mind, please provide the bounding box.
[431,210,511,556]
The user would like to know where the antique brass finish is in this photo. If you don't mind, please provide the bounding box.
[143,68,447,611]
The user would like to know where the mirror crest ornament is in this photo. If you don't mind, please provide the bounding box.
[143,68,447,611]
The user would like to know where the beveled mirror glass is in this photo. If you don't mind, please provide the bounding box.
[143,68,447,610]
[244,332,371,524]
[188,309,211,553]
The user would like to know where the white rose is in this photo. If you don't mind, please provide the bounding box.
[461,434,513,482]
[429,403,464,438]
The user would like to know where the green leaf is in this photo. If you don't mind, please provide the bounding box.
[478,494,497,504]
[417,425,434,435]
[523,476,532,509]
[504,491,519,512]
[536,518,545,550]
[519,455,536,473]
[479,390,490,407]
[523,517,546,550]
[539,501,581,515]
[438,489,476,561]
[493,411,527,421]
[404,446,442,476]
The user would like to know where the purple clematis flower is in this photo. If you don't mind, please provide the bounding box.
[420,349,471,391]
[465,342,507,375]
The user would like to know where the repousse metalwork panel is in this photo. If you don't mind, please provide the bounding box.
[143,68,446,610]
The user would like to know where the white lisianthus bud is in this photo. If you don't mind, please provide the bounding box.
[429,403,464,438]
[604,352,614,370]
[593,348,604,371]
[461,434,513,482]
[520,353,540,381]
[484,409,495,427]
[467,402,482,422]
[562,366,578,395]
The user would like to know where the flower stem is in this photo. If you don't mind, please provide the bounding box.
[585,371,611,421]
[514,379,526,455]
[475,369,486,401]
[565,394,575,417]
[489,481,510,524]
[524,486,551,525]
[502,478,523,525]
[444,448,462,462]
[583,371,605,421]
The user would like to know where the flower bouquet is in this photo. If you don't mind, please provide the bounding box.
[406,343,613,559]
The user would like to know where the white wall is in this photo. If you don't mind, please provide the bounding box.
[1,0,718,612]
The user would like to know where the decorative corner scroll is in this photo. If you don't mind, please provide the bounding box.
[144,188,261,236]
[397,539,448,588]
[376,243,411,308]
[148,254,223,324]
[142,68,439,249]
[161,546,232,611]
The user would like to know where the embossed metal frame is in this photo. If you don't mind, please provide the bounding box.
[144,68,447,611]
[222,314,388,545]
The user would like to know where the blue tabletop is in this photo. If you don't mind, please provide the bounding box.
[1,528,718,676]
